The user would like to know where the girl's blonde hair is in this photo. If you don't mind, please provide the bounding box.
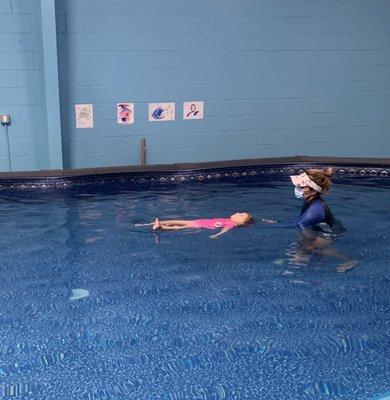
[243,213,253,225]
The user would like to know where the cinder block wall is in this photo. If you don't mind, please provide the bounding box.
[0,0,48,171]
[56,0,390,169]
[1,1,390,171]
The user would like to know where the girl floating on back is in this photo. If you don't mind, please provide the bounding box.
[137,212,253,239]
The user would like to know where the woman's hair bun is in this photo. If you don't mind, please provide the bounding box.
[324,167,334,177]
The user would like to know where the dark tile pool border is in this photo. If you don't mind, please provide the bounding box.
[0,156,389,192]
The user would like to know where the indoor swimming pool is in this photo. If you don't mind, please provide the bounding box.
[0,168,389,399]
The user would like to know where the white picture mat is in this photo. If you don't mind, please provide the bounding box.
[148,103,175,122]
[117,103,134,125]
[75,104,94,128]
[183,101,204,120]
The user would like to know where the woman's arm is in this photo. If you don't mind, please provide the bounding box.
[298,200,325,228]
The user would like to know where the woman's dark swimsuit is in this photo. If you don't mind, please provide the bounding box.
[298,197,346,237]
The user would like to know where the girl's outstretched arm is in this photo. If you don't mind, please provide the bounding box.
[210,226,232,239]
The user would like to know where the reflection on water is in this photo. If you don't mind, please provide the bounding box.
[0,181,389,399]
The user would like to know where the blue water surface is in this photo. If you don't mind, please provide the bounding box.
[0,178,389,399]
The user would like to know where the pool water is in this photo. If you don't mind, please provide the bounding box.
[0,178,389,399]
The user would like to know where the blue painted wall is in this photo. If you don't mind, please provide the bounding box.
[55,0,390,169]
[0,0,49,171]
[1,1,390,171]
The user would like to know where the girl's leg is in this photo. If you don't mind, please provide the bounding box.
[159,220,193,226]
[159,224,192,230]
[136,219,192,227]
[153,218,194,230]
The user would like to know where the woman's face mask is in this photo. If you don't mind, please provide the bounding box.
[294,186,305,199]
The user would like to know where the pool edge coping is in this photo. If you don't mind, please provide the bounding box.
[1,156,390,180]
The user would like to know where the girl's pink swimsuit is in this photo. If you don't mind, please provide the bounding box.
[190,218,237,230]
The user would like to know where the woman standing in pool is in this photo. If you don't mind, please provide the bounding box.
[291,168,338,231]
[289,167,357,272]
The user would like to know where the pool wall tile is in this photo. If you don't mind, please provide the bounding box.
[0,162,389,192]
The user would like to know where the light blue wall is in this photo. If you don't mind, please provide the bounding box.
[0,0,49,171]
[55,0,390,169]
[1,1,390,171]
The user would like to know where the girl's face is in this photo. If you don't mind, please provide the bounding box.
[231,212,251,225]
